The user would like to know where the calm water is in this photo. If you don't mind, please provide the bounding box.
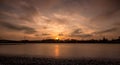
[0,43,120,59]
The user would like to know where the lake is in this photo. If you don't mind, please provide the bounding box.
[0,43,120,59]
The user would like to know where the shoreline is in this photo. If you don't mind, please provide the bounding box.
[0,55,119,65]
[0,42,120,45]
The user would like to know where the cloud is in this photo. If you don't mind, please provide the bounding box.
[0,0,38,23]
[72,29,82,34]
[70,34,92,38]
[0,0,120,40]
[90,9,120,22]
[0,21,36,34]
[58,33,64,36]
[93,27,118,34]
[70,29,92,38]
[89,0,120,22]
[42,33,51,36]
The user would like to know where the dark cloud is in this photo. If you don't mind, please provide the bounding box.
[89,0,120,21]
[71,29,82,35]
[114,22,120,26]
[42,26,48,29]
[0,0,37,23]
[0,21,36,34]
[70,34,92,38]
[93,28,118,34]
[58,33,64,36]
[42,33,50,36]
[70,29,92,38]
[90,8,120,22]
[62,0,84,6]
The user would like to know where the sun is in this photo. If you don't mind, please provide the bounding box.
[55,37,59,40]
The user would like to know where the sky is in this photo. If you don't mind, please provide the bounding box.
[0,0,120,40]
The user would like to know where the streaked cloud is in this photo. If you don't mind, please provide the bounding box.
[0,21,37,34]
[0,0,120,40]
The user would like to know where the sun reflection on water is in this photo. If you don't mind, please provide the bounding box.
[55,45,59,58]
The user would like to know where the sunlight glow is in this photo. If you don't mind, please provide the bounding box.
[55,45,59,57]
[55,37,59,40]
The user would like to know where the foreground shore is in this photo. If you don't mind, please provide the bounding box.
[0,55,120,65]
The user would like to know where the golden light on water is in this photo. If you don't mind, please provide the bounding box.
[55,45,59,57]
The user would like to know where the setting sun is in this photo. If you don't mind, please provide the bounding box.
[55,37,59,40]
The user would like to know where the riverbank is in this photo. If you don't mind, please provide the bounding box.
[0,55,119,65]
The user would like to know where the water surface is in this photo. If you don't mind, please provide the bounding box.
[0,43,120,59]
